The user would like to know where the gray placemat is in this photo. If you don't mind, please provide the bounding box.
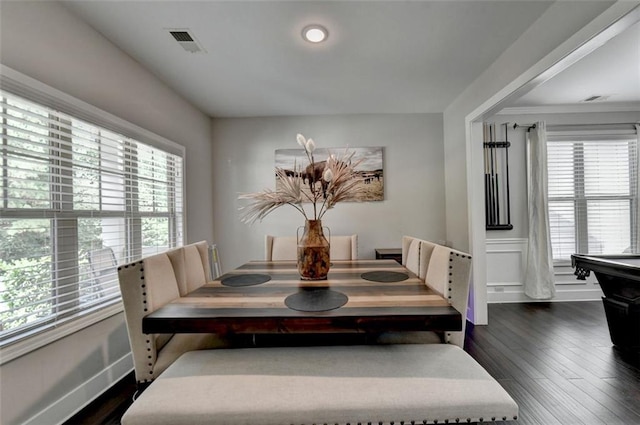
[285,288,348,312]
[221,274,271,287]
[360,270,409,282]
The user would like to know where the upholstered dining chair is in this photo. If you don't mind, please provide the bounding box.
[118,245,226,392]
[402,235,421,276]
[329,235,358,260]
[381,238,472,348]
[265,236,298,261]
[265,234,358,261]
[424,244,473,348]
[167,240,210,296]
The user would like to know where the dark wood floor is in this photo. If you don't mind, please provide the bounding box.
[66,301,640,425]
[468,302,640,425]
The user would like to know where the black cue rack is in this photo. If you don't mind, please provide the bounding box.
[484,122,513,230]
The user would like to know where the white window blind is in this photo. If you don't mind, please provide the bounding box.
[547,128,638,261]
[0,90,184,346]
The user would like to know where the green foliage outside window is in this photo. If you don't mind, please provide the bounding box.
[0,218,106,332]
[1,91,182,341]
[0,219,50,331]
[0,257,52,331]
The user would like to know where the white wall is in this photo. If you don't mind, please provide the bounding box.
[211,114,445,271]
[0,2,214,424]
[0,0,636,422]
[0,315,132,425]
[442,0,628,324]
[484,110,640,302]
[486,111,640,241]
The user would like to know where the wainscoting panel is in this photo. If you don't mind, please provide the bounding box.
[486,238,603,303]
[486,238,526,288]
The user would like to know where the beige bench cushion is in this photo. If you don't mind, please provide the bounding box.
[122,344,518,425]
[153,333,224,377]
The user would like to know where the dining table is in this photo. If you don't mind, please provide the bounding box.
[142,259,461,336]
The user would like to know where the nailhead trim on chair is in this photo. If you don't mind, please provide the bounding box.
[118,260,155,384]
[446,252,454,342]
[138,261,155,379]
[281,418,517,425]
[443,251,472,346]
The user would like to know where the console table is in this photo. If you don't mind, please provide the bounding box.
[375,248,402,264]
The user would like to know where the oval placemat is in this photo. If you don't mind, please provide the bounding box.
[285,288,348,312]
[361,270,409,283]
[221,274,271,287]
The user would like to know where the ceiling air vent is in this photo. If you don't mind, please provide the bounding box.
[583,95,610,102]
[168,29,205,53]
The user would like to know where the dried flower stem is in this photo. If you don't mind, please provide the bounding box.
[239,134,366,224]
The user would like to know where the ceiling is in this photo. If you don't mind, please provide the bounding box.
[512,19,640,109]
[61,1,638,118]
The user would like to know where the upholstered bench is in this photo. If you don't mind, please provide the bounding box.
[121,344,518,425]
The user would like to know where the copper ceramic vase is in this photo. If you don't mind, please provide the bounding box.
[297,220,330,280]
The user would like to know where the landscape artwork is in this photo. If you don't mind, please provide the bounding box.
[275,147,384,202]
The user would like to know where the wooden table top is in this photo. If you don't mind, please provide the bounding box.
[142,259,461,335]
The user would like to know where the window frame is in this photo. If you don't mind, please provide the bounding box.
[0,65,186,364]
[546,126,639,264]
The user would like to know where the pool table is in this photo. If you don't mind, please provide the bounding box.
[571,254,640,353]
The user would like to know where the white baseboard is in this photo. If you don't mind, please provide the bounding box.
[488,287,604,303]
[22,352,133,425]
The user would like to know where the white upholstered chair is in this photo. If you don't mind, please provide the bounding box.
[265,235,298,261]
[417,239,437,279]
[381,238,472,348]
[401,236,440,279]
[265,234,358,261]
[424,244,472,347]
[402,235,422,276]
[167,240,210,296]
[329,235,358,260]
[118,244,225,389]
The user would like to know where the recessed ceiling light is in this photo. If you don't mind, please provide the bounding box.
[302,25,328,43]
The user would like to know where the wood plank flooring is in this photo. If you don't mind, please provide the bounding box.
[467,302,640,425]
[65,301,640,425]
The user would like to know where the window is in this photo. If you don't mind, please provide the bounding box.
[547,127,638,261]
[0,88,184,347]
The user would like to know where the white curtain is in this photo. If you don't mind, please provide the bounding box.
[524,121,556,299]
